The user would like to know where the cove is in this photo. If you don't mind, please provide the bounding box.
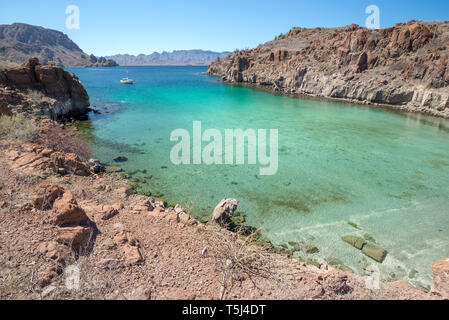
[69,66,449,289]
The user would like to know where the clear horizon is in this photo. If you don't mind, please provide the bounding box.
[1,0,448,56]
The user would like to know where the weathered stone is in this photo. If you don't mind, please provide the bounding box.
[52,190,88,226]
[33,184,64,210]
[88,158,105,173]
[342,236,366,250]
[362,244,388,263]
[99,205,119,221]
[210,198,239,227]
[123,244,143,265]
[431,258,449,298]
[50,152,90,176]
[56,226,92,250]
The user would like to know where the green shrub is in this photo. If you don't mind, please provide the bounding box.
[0,115,38,142]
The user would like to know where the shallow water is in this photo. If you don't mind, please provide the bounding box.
[69,66,449,288]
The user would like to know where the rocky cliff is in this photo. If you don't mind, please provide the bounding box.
[207,21,449,118]
[0,23,118,67]
[0,58,90,120]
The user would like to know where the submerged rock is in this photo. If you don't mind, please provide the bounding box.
[362,244,388,263]
[342,235,366,250]
[113,156,128,163]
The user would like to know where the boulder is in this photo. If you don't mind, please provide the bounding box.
[431,258,449,298]
[362,244,388,263]
[88,159,105,173]
[99,205,119,221]
[113,156,128,163]
[123,244,143,265]
[52,190,88,226]
[32,183,65,210]
[56,226,93,250]
[210,198,239,227]
[342,236,366,250]
[50,152,90,176]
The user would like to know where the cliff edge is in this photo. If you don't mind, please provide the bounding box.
[207,21,449,118]
[0,58,90,120]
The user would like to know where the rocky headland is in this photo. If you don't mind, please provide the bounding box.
[207,21,449,118]
[0,59,448,300]
[0,23,118,68]
[0,58,90,120]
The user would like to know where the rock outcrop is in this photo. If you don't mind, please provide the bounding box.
[210,198,239,227]
[207,21,449,118]
[431,258,449,298]
[0,58,90,119]
[0,23,118,67]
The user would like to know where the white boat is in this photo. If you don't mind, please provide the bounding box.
[120,77,134,84]
[120,69,134,84]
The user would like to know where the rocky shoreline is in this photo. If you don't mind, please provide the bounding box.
[1,59,448,300]
[207,21,449,119]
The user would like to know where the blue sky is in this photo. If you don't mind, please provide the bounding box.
[1,0,448,56]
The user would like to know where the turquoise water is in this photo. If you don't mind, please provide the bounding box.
[69,66,449,288]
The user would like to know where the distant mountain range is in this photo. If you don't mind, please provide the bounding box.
[107,50,230,66]
[0,23,118,67]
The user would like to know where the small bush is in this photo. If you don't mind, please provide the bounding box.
[37,122,92,160]
[0,114,39,142]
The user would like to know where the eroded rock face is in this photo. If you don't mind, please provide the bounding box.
[0,58,90,119]
[210,198,239,227]
[207,21,449,118]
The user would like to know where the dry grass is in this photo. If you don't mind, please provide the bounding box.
[37,122,92,160]
[208,227,273,300]
[0,114,39,143]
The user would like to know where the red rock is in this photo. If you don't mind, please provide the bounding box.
[431,258,449,298]
[50,152,90,176]
[100,205,119,220]
[122,245,143,265]
[32,184,65,210]
[52,190,88,226]
[56,226,93,250]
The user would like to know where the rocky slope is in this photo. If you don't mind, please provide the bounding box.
[0,58,90,120]
[1,138,448,300]
[0,23,118,67]
[207,20,449,118]
[0,57,448,300]
[107,50,230,66]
